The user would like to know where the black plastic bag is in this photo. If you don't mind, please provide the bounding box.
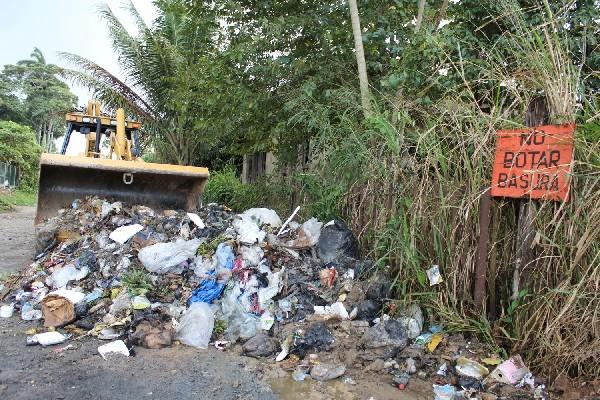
[317,220,359,264]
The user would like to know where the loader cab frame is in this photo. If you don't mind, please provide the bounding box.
[61,109,141,158]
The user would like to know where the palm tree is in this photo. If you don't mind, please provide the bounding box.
[61,0,219,165]
[19,47,47,66]
[5,47,76,151]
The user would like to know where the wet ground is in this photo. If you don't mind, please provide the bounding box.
[0,207,432,400]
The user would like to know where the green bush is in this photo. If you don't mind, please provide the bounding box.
[203,166,253,210]
[203,166,291,214]
[0,121,42,190]
[293,172,345,222]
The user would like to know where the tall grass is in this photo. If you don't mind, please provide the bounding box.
[286,1,600,379]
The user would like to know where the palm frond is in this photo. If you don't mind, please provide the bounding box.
[59,52,155,120]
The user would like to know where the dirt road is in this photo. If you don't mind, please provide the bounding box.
[0,318,276,400]
[0,206,36,276]
[0,207,430,400]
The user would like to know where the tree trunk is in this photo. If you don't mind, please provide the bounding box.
[348,0,371,117]
[414,0,426,33]
[36,123,43,145]
[434,0,449,29]
[47,119,54,152]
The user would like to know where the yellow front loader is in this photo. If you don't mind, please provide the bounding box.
[35,102,209,224]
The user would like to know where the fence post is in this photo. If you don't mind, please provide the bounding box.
[0,162,20,187]
[511,96,549,301]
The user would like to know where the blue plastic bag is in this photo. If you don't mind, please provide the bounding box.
[188,271,225,304]
[216,243,235,270]
[188,243,234,304]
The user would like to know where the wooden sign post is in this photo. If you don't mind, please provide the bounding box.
[474,97,575,310]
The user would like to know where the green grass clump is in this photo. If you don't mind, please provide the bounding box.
[121,267,154,296]
[197,234,228,256]
[203,166,264,212]
[0,190,37,212]
[212,319,227,339]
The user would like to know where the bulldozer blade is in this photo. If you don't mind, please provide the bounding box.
[36,154,209,225]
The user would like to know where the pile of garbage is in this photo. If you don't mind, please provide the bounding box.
[0,197,549,399]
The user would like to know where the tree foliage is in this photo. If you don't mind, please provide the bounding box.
[0,120,42,190]
[0,48,77,152]
[62,0,598,166]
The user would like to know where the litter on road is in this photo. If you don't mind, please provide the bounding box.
[0,196,549,399]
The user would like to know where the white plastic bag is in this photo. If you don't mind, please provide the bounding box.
[241,208,282,227]
[47,289,85,304]
[240,246,264,266]
[176,302,214,349]
[287,218,323,248]
[221,283,260,340]
[46,265,89,289]
[397,303,424,339]
[109,224,144,244]
[234,215,266,244]
[193,256,215,278]
[187,213,205,228]
[31,331,67,346]
[139,238,202,274]
[258,268,284,305]
[313,302,349,320]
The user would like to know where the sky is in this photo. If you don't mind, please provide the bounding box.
[0,0,157,105]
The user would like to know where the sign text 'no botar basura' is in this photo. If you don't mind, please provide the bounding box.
[491,124,575,202]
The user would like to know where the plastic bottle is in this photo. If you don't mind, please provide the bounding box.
[27,331,67,346]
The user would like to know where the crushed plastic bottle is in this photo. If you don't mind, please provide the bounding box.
[21,302,42,321]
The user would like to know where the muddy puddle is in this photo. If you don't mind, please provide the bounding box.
[268,374,432,400]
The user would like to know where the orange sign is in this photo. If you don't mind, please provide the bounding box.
[491,124,575,201]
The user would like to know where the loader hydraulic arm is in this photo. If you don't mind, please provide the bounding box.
[61,101,141,160]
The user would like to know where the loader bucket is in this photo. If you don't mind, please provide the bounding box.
[35,154,209,224]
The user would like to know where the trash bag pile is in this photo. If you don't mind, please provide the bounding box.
[0,197,549,399]
[4,197,376,350]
